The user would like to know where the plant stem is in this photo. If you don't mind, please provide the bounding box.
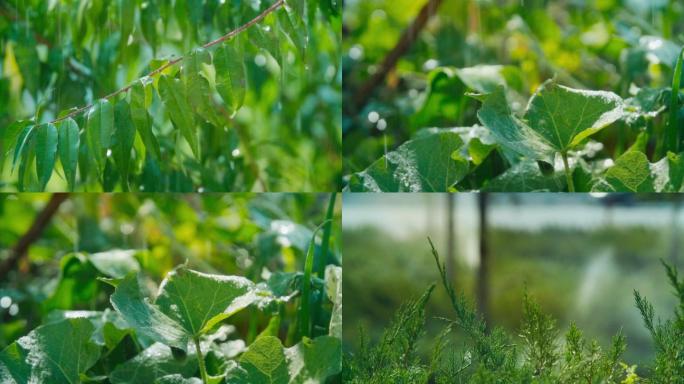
[561,152,575,192]
[194,337,208,384]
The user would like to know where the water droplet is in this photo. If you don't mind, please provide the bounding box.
[368,111,379,123]
[0,296,11,308]
[9,304,18,316]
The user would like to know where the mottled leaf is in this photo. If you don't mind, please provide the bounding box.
[0,318,100,384]
[347,130,469,192]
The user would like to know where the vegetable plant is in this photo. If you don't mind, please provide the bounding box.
[343,239,684,382]
[0,0,341,192]
[0,193,342,383]
[343,1,684,192]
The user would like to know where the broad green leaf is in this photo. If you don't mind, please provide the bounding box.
[130,81,161,160]
[12,124,35,171]
[109,343,199,384]
[482,160,566,192]
[525,81,624,152]
[474,86,555,162]
[89,249,141,278]
[158,75,199,159]
[58,118,80,191]
[226,336,341,383]
[45,309,131,349]
[113,100,136,187]
[183,48,221,125]
[475,81,624,161]
[347,130,469,192]
[111,267,259,350]
[86,99,114,172]
[214,42,247,116]
[35,123,58,191]
[410,68,467,130]
[110,273,189,349]
[598,151,654,192]
[455,65,507,93]
[155,268,257,336]
[0,318,100,384]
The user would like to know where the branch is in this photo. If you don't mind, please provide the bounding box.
[350,0,444,114]
[50,0,285,125]
[0,194,70,280]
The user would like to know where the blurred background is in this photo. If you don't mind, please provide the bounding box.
[0,193,340,349]
[343,193,684,369]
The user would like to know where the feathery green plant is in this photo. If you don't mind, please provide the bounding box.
[344,239,684,383]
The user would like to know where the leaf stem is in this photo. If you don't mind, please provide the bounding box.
[561,152,575,192]
[194,337,209,384]
[49,0,285,125]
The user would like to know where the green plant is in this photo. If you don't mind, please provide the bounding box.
[343,1,684,192]
[1,0,341,192]
[344,239,684,383]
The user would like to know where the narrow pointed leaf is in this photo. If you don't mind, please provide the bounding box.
[214,42,247,115]
[113,100,136,186]
[3,120,31,156]
[130,81,161,160]
[158,75,199,159]
[58,118,80,191]
[0,318,100,384]
[12,124,35,171]
[86,99,114,172]
[183,48,221,125]
[35,123,58,191]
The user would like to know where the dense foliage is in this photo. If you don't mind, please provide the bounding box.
[0,194,342,383]
[343,239,684,382]
[0,0,341,192]
[343,0,684,192]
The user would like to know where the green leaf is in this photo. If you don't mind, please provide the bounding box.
[475,81,624,161]
[2,120,31,157]
[227,336,341,383]
[0,318,100,384]
[214,42,247,116]
[599,151,654,192]
[183,48,221,126]
[111,267,259,350]
[474,86,555,162]
[347,130,469,192]
[113,100,136,187]
[130,80,161,160]
[155,268,257,336]
[86,99,114,173]
[109,343,199,384]
[110,273,189,349]
[12,124,35,172]
[57,118,80,191]
[35,123,58,191]
[89,249,141,279]
[158,75,199,159]
[525,80,624,152]
[482,160,566,192]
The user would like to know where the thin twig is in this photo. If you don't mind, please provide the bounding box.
[349,0,444,115]
[50,0,285,125]
[0,194,70,279]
